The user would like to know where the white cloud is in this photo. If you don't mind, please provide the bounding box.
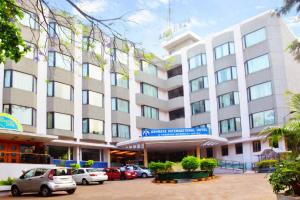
[127,10,156,26]
[187,17,216,29]
[75,0,107,14]
[286,16,300,28]
[138,0,169,9]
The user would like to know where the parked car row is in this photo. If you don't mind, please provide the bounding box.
[11,165,152,197]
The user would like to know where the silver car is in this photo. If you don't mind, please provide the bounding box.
[126,165,152,178]
[11,167,76,197]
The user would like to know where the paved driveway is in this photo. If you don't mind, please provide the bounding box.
[0,173,276,200]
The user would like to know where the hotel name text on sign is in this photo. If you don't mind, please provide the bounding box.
[142,128,209,138]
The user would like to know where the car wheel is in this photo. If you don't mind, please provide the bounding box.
[142,173,148,178]
[67,189,76,194]
[40,186,52,197]
[82,179,89,185]
[98,181,104,185]
[11,185,21,197]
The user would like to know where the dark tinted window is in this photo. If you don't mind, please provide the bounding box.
[167,66,182,78]
[169,108,185,120]
[168,87,183,99]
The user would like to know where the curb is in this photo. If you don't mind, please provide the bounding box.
[152,176,216,184]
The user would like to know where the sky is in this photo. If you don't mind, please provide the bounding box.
[50,0,300,57]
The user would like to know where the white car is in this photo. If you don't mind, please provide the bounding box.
[72,168,108,185]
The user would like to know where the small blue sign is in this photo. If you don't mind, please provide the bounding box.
[141,128,209,138]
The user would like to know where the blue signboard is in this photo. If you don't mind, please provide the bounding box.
[141,128,209,138]
[0,113,23,132]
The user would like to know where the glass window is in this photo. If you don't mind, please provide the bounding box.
[47,112,72,131]
[235,143,243,154]
[82,63,103,81]
[218,92,239,108]
[112,123,130,139]
[193,123,211,135]
[253,141,261,152]
[49,23,72,43]
[167,66,182,78]
[82,90,103,107]
[82,37,102,55]
[19,11,38,29]
[4,104,35,125]
[250,110,275,128]
[189,53,206,70]
[141,61,157,76]
[114,49,128,65]
[111,73,129,88]
[245,54,270,74]
[190,76,208,92]
[82,118,104,135]
[191,100,210,115]
[4,70,36,92]
[48,52,73,71]
[111,98,129,113]
[221,145,228,156]
[216,66,237,84]
[24,41,37,59]
[248,82,272,101]
[243,28,266,48]
[169,108,185,120]
[214,42,235,59]
[219,117,241,134]
[47,81,73,100]
[142,106,159,120]
[141,83,158,98]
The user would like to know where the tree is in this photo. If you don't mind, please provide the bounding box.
[0,0,29,64]
[277,0,300,61]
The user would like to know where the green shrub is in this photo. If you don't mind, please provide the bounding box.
[181,156,200,172]
[148,161,174,174]
[85,160,94,168]
[70,163,80,169]
[256,160,278,169]
[199,158,217,176]
[0,177,16,186]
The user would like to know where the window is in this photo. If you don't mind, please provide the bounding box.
[169,108,185,120]
[218,92,239,108]
[243,28,266,48]
[142,106,159,120]
[111,98,129,113]
[47,81,73,100]
[193,124,211,135]
[141,61,157,76]
[167,66,182,78]
[221,145,229,156]
[248,82,272,101]
[253,141,261,152]
[48,51,73,71]
[113,49,128,65]
[219,117,241,134]
[168,87,183,99]
[47,112,73,131]
[3,104,35,126]
[214,42,235,59]
[141,83,158,98]
[112,123,130,139]
[235,143,243,154]
[24,41,38,59]
[82,119,104,135]
[82,63,103,81]
[190,76,208,92]
[82,90,103,107]
[49,22,73,43]
[245,54,270,74]
[191,100,210,115]
[19,11,38,29]
[189,53,207,70]
[82,36,102,54]
[216,66,237,84]
[250,110,275,128]
[111,73,129,88]
[4,70,37,92]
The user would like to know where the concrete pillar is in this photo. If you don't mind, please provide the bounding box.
[143,144,148,167]
[73,146,80,164]
[68,147,71,160]
[103,149,111,167]
[196,145,201,159]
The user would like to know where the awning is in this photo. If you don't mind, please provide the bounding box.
[0,129,58,142]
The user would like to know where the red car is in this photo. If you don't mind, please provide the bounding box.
[104,167,137,180]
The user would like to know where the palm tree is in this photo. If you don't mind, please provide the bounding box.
[259,93,300,157]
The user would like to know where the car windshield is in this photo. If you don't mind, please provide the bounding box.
[53,168,71,176]
[86,168,98,173]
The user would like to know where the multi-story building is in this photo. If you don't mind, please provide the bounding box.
[0,8,299,174]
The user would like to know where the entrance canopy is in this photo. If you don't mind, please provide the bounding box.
[117,128,228,152]
[0,129,58,142]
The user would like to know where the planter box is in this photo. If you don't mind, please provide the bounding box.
[277,194,300,200]
[156,171,209,181]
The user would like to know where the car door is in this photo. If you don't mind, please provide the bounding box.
[112,169,120,180]
[18,169,36,192]
[76,169,85,183]
[72,169,81,183]
[30,168,48,192]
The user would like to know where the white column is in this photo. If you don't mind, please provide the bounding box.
[74,146,80,164]
[36,12,49,135]
[128,48,138,139]
[233,25,252,166]
[68,147,71,160]
[205,38,219,137]
[181,50,191,128]
[0,63,4,112]
[103,149,111,167]
[104,44,112,144]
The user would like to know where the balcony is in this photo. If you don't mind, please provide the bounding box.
[82,133,105,141]
[82,105,105,121]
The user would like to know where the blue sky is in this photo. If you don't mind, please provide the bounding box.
[51,0,300,57]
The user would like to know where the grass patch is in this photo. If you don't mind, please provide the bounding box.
[0,177,16,186]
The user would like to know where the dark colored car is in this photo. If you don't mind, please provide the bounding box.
[104,167,137,180]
